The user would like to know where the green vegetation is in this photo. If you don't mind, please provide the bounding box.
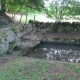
[0,0,80,80]
[44,0,80,21]
[0,57,80,80]
[7,41,16,54]
[0,0,44,14]
[1,0,80,22]
[0,0,80,22]
[10,26,19,35]
[0,30,7,39]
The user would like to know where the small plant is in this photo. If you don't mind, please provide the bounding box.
[7,49,14,54]
[57,73,65,80]
[70,63,79,73]
[7,41,16,54]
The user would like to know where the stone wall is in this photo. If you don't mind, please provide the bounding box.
[0,26,21,55]
[29,20,80,33]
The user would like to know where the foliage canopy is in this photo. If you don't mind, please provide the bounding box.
[44,0,80,21]
[0,0,45,13]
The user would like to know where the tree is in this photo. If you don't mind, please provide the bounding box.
[0,0,45,14]
[44,0,80,21]
[5,0,45,13]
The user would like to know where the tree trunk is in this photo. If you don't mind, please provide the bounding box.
[55,1,58,22]
[0,0,6,15]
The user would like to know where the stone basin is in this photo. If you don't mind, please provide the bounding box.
[26,42,80,63]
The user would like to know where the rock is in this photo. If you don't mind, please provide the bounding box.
[0,14,12,26]
[0,32,9,55]
[3,28,17,42]
[0,26,21,55]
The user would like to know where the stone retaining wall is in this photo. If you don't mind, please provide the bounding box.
[29,20,80,33]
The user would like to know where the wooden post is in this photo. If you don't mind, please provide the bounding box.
[34,15,35,21]
[25,13,28,24]
[19,13,22,24]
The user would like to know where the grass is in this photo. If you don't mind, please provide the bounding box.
[7,13,54,23]
[0,56,80,80]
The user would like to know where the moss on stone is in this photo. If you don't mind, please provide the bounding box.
[0,50,6,56]
[7,41,16,54]
[9,41,16,50]
[0,30,7,40]
[10,27,19,36]
[0,39,2,44]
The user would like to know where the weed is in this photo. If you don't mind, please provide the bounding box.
[70,63,79,72]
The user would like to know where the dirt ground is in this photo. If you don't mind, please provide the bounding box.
[0,50,22,66]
